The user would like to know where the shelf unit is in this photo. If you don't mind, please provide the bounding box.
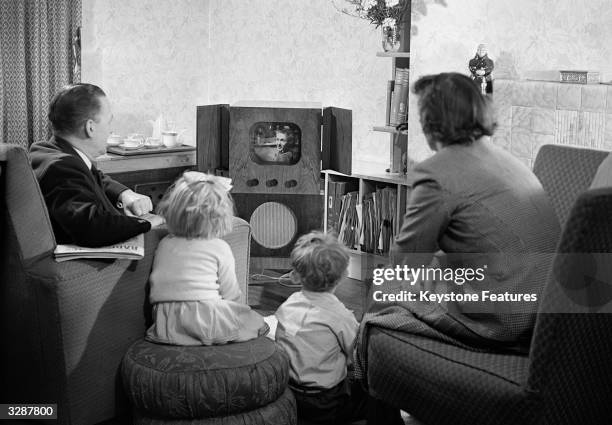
[323,165,416,280]
[374,51,410,173]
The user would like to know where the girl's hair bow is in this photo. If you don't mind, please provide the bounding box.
[183,171,233,192]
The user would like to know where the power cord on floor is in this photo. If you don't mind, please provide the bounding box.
[250,271,301,288]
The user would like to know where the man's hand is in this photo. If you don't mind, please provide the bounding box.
[476,69,485,76]
[140,213,165,228]
[118,189,153,216]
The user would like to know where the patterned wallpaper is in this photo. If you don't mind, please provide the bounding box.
[408,0,612,162]
[82,0,392,167]
[82,0,211,147]
[82,0,612,167]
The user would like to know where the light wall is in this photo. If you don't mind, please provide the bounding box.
[82,0,612,167]
[82,0,392,167]
[82,0,211,146]
[408,0,612,161]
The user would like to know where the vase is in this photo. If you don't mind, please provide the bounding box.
[381,23,401,52]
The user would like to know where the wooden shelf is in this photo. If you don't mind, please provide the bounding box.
[376,51,411,58]
[373,125,398,134]
[323,168,414,279]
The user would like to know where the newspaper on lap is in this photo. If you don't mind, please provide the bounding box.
[53,233,145,262]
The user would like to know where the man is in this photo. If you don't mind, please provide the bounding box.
[30,83,164,247]
[273,129,293,163]
[468,43,494,94]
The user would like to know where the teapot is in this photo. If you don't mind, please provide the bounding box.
[148,114,166,140]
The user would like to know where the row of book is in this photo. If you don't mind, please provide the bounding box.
[327,181,397,254]
[386,67,410,126]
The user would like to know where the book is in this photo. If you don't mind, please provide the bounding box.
[327,180,358,235]
[53,233,145,262]
[389,68,409,125]
[327,181,345,235]
[338,191,359,249]
[389,68,403,126]
[385,80,395,126]
[395,68,410,124]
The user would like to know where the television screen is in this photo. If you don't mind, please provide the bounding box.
[249,121,301,165]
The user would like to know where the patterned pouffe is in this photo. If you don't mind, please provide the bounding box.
[121,337,296,424]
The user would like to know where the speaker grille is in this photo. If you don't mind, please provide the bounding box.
[250,202,297,249]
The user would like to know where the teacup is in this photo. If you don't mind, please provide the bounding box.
[106,134,122,146]
[161,131,180,148]
[123,137,144,148]
[144,137,162,148]
[128,133,145,142]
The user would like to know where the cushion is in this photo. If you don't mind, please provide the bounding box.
[367,327,535,425]
[122,337,290,419]
[132,388,297,425]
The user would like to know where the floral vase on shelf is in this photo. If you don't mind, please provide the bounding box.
[332,0,410,52]
[381,19,400,52]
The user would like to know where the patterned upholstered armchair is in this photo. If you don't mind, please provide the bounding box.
[366,187,612,425]
[0,143,251,425]
[533,144,609,226]
[362,145,612,425]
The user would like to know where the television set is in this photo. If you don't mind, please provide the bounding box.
[196,101,352,256]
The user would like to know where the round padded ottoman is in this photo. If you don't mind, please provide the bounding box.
[132,388,296,425]
[122,337,295,423]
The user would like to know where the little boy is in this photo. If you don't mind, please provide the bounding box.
[274,231,366,424]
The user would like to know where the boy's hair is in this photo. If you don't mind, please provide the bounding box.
[157,171,234,239]
[291,231,349,292]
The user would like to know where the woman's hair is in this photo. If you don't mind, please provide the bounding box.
[157,171,234,239]
[48,83,106,135]
[413,72,497,146]
[290,231,349,292]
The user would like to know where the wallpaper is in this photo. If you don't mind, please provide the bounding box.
[82,0,391,167]
[82,0,612,167]
[82,0,211,146]
[408,0,612,162]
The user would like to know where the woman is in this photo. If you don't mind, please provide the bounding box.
[363,72,560,356]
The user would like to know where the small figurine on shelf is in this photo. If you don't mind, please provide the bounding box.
[469,43,494,95]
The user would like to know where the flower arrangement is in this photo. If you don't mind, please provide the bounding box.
[333,0,410,28]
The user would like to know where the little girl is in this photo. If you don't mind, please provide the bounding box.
[146,171,267,345]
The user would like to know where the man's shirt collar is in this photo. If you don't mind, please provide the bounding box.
[72,146,93,170]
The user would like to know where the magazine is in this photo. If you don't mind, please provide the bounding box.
[53,233,145,262]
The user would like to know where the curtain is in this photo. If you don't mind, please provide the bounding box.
[0,0,81,148]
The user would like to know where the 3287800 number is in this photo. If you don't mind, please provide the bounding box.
[0,404,57,420]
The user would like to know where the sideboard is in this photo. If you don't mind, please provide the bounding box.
[96,149,196,207]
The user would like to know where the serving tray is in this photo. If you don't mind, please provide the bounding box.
[106,144,196,156]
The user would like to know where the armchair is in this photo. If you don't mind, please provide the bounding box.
[0,143,251,425]
[533,144,608,226]
[361,145,612,425]
[364,187,612,425]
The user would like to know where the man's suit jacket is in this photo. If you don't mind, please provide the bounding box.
[30,136,151,247]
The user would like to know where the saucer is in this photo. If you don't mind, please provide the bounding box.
[106,140,122,146]
[119,144,143,151]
